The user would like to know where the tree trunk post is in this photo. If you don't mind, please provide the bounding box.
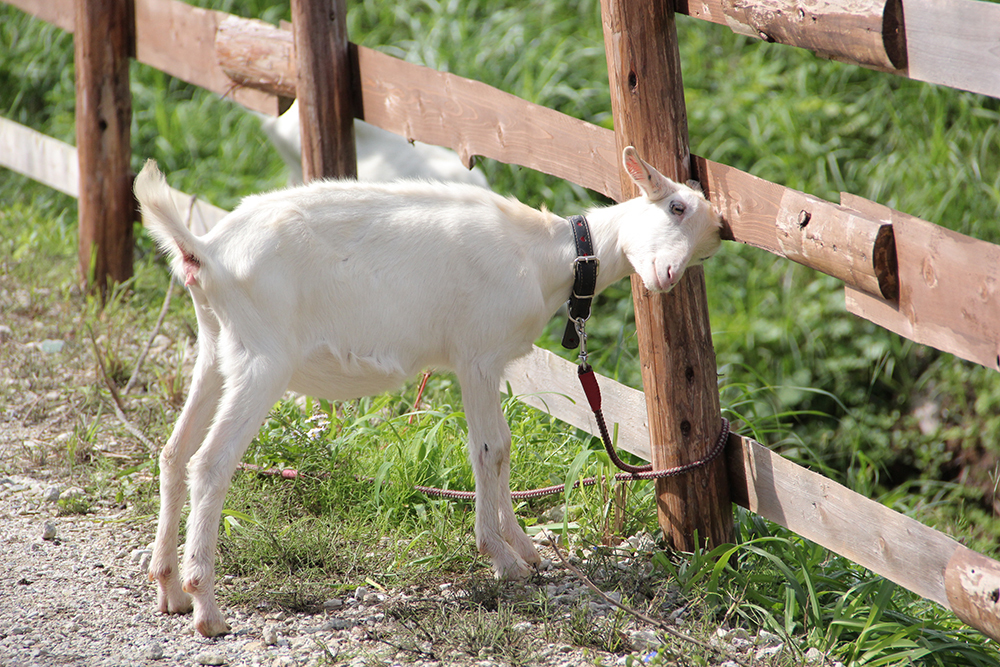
[290,0,356,181]
[600,0,733,550]
[75,0,135,292]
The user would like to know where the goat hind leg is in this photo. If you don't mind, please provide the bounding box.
[182,366,288,637]
[150,352,223,616]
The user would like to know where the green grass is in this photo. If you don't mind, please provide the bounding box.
[3,0,1000,663]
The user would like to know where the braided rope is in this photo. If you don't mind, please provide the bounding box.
[415,417,729,500]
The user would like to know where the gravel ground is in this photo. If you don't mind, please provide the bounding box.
[0,472,751,667]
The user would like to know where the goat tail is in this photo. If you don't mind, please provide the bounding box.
[134,159,206,287]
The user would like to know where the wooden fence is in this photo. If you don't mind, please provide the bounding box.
[3,0,1000,643]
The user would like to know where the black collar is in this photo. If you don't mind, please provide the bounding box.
[562,215,600,349]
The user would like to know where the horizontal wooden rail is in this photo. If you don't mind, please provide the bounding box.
[693,158,899,301]
[673,0,1000,100]
[0,119,79,197]
[674,0,906,71]
[5,0,283,115]
[903,0,1000,100]
[728,432,1000,640]
[843,195,1000,372]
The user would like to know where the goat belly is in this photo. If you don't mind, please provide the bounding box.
[286,343,414,401]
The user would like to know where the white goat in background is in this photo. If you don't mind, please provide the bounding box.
[260,100,490,187]
[134,146,722,637]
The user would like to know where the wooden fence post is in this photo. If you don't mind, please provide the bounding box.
[74,0,135,291]
[600,0,733,550]
[290,0,356,181]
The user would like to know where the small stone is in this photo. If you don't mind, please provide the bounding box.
[43,486,61,503]
[0,325,13,343]
[756,629,782,646]
[262,625,278,645]
[511,621,533,633]
[138,552,152,574]
[37,339,65,354]
[41,521,57,541]
[196,651,227,665]
[630,629,662,652]
[324,618,352,631]
[145,642,164,660]
[805,647,826,663]
[756,644,783,660]
[532,531,552,546]
[322,598,343,610]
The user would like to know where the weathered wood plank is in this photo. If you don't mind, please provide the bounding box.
[776,187,897,300]
[134,0,282,116]
[500,346,652,463]
[4,0,75,31]
[729,431,1000,640]
[724,0,904,70]
[75,0,134,290]
[674,0,906,70]
[695,157,897,300]
[843,195,1000,372]
[359,46,627,201]
[0,117,228,233]
[905,0,1000,99]
[946,546,1000,641]
[0,117,79,197]
[215,15,296,100]
[727,432,958,607]
[3,0,282,115]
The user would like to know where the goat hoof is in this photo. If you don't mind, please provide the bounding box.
[195,613,231,638]
[157,585,193,615]
[493,553,533,581]
[508,534,542,567]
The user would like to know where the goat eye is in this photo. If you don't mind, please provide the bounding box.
[669,200,686,217]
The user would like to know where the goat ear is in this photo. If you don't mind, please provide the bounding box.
[622,147,676,201]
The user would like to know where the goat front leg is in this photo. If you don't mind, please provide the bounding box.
[181,364,287,637]
[498,445,542,568]
[460,369,540,579]
[150,349,223,617]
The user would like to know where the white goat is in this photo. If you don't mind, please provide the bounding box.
[134,147,722,638]
[261,100,490,187]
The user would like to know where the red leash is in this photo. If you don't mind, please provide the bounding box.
[415,363,729,500]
